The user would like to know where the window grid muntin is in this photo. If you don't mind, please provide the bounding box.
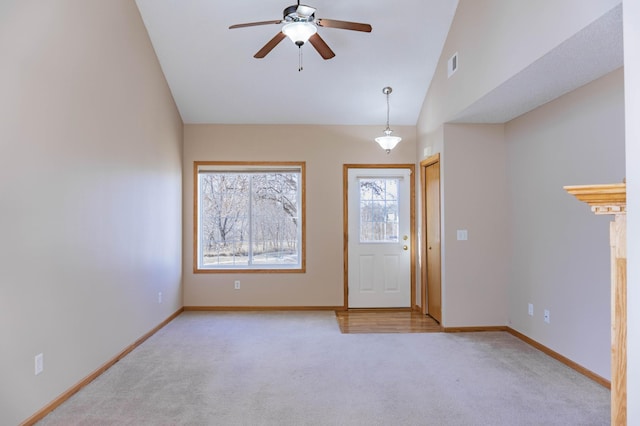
[359,177,400,243]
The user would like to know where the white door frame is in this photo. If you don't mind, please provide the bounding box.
[343,164,416,310]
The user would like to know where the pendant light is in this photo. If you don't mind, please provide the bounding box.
[375,86,402,153]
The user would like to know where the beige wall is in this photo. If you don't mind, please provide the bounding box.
[417,0,626,380]
[418,0,620,135]
[623,0,640,422]
[0,1,183,424]
[183,124,416,307]
[440,124,509,327]
[505,69,625,380]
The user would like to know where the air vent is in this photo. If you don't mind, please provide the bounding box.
[448,52,458,78]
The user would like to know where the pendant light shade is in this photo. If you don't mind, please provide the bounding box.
[375,86,401,153]
[282,22,317,46]
[375,130,402,152]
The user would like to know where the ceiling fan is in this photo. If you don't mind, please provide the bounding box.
[229,1,372,61]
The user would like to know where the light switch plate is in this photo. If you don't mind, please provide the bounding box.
[456,229,468,241]
[35,353,43,375]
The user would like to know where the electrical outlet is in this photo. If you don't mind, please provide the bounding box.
[234,280,240,290]
[158,292,162,304]
[35,353,43,375]
[528,303,534,316]
[544,309,550,324]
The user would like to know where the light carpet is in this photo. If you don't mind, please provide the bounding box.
[37,311,609,426]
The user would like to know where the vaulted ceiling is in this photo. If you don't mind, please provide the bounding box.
[134,0,459,125]
[135,1,624,128]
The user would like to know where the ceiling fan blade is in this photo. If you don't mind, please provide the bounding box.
[308,33,335,60]
[316,18,372,32]
[254,32,287,58]
[229,20,282,29]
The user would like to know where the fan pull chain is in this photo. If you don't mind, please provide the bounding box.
[298,47,303,72]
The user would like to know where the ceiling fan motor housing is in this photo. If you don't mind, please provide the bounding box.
[283,5,316,22]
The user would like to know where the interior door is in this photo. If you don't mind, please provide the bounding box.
[347,168,411,308]
[425,160,442,322]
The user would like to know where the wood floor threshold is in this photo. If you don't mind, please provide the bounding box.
[335,310,442,333]
[20,308,184,426]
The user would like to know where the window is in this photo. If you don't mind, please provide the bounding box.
[194,162,305,272]
[359,177,400,243]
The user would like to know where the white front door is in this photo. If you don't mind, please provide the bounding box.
[347,168,411,308]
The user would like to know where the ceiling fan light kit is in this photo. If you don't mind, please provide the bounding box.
[375,87,402,154]
[229,1,372,67]
[282,22,317,46]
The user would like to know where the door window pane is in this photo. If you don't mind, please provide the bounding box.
[359,178,399,242]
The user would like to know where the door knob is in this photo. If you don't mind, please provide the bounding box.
[403,245,408,251]
[403,235,409,241]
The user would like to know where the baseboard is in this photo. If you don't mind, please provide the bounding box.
[20,308,184,426]
[442,325,610,389]
[184,306,344,311]
[340,307,414,313]
[443,326,508,333]
[506,327,610,389]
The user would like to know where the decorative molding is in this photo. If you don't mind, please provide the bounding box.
[563,183,626,215]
